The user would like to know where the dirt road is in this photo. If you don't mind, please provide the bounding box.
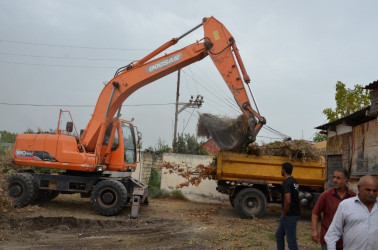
[0,194,318,249]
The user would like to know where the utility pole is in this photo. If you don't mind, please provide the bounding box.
[172,70,204,152]
[173,70,180,153]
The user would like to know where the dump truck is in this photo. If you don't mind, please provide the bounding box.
[216,151,326,218]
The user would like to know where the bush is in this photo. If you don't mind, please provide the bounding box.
[0,174,14,212]
[148,168,187,200]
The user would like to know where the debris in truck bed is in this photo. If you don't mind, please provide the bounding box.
[244,140,324,160]
[160,160,217,189]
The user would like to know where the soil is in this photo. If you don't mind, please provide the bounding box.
[0,194,319,249]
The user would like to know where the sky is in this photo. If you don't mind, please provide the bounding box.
[1,0,377,150]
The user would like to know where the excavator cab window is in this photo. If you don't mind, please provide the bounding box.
[111,128,119,151]
[102,124,113,145]
[122,122,136,164]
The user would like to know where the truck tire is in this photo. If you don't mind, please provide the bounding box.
[36,190,60,203]
[7,173,38,207]
[234,188,267,219]
[90,180,127,216]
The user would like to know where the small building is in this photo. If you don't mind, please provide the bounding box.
[202,138,220,155]
[315,80,378,190]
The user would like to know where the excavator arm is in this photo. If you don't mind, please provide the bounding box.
[81,16,265,155]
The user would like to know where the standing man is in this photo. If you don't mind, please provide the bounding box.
[275,162,301,250]
[325,175,378,250]
[311,169,356,250]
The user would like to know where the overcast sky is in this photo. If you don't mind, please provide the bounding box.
[1,0,377,149]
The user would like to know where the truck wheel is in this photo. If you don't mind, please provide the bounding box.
[36,190,60,203]
[234,188,267,219]
[90,180,127,216]
[7,173,38,207]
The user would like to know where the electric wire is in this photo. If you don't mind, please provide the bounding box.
[0,60,116,69]
[0,51,129,61]
[181,70,240,114]
[182,108,196,133]
[0,102,176,107]
[0,39,151,51]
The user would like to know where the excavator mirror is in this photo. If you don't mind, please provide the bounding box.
[66,122,73,133]
[137,131,142,144]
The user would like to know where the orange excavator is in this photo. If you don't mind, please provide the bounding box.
[8,17,265,217]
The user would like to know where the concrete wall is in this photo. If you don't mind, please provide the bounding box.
[131,151,163,184]
[161,153,228,203]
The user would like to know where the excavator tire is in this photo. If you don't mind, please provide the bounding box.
[90,180,127,216]
[7,173,38,207]
[35,190,60,203]
[234,188,267,219]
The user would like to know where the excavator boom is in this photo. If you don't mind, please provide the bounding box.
[81,16,265,155]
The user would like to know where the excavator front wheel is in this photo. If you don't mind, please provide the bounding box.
[7,173,38,207]
[90,180,127,216]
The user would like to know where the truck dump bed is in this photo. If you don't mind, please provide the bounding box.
[216,151,326,188]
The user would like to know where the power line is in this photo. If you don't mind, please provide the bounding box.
[181,70,239,114]
[0,102,176,107]
[0,51,130,62]
[0,60,116,69]
[0,39,151,51]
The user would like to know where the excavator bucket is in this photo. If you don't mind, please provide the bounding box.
[197,113,256,151]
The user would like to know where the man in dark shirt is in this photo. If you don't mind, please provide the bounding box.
[275,162,300,250]
[311,169,356,250]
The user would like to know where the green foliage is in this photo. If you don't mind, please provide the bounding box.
[0,131,17,143]
[170,189,188,200]
[23,128,35,134]
[313,132,327,142]
[176,133,209,155]
[147,168,187,200]
[148,168,161,188]
[155,138,171,154]
[323,81,370,122]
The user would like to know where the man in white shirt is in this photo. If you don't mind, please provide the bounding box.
[325,175,378,250]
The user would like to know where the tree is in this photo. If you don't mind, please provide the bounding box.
[176,133,208,155]
[313,132,327,142]
[154,138,171,154]
[0,131,17,143]
[323,81,370,122]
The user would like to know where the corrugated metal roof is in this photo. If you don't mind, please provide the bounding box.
[365,80,378,90]
[315,106,374,130]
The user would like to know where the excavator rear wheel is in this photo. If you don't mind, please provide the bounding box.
[7,173,38,207]
[90,180,127,216]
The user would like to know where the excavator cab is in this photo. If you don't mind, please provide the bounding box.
[101,119,137,171]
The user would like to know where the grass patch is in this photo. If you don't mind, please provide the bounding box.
[148,168,188,200]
